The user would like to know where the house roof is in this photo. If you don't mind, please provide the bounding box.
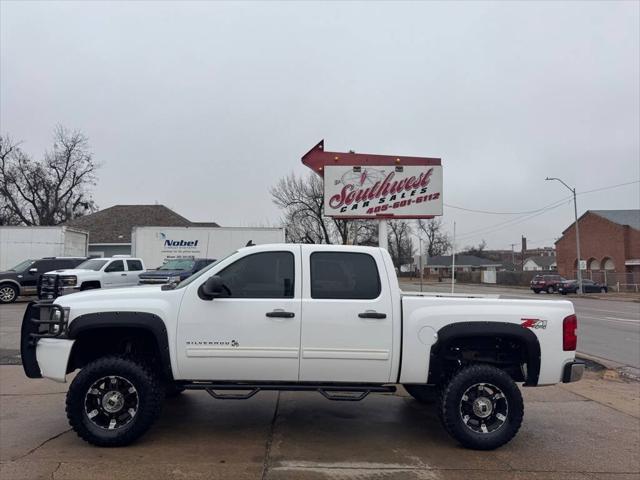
[524,256,557,268]
[426,255,501,267]
[590,210,640,230]
[560,210,640,236]
[65,205,219,244]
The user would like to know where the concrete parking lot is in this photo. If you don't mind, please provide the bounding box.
[1,293,639,479]
[0,365,639,479]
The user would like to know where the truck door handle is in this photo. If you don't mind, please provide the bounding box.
[120,273,127,276]
[266,311,295,318]
[358,311,387,319]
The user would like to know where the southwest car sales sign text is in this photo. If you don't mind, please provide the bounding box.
[323,165,443,218]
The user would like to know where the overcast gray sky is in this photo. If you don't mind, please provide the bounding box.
[1,1,638,250]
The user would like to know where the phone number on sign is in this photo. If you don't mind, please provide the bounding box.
[365,192,440,215]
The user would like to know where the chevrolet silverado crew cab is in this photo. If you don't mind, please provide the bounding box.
[20,244,583,450]
[38,257,146,300]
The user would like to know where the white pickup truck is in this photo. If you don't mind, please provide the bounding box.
[38,257,146,299]
[20,244,583,450]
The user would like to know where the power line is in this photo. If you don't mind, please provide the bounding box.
[577,180,640,196]
[444,180,639,216]
[455,197,572,241]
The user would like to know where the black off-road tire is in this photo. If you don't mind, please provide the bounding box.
[439,364,523,450]
[66,356,163,447]
[532,289,540,294]
[404,384,438,404]
[0,283,18,304]
[546,286,554,294]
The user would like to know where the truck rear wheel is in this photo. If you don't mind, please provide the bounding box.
[439,364,523,450]
[66,356,163,447]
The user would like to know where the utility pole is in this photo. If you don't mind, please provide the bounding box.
[545,177,583,294]
[419,237,423,292]
[451,221,456,294]
[510,243,516,266]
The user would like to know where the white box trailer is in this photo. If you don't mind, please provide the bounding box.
[131,226,285,269]
[0,226,89,271]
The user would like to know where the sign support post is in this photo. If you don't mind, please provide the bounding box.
[378,220,388,250]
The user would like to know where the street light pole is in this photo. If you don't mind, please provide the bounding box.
[546,177,583,294]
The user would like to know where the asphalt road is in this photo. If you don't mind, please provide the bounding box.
[402,281,640,370]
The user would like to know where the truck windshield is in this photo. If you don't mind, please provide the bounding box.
[176,251,237,289]
[156,259,195,271]
[9,259,34,272]
[76,259,109,271]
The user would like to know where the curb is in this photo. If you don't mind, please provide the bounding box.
[576,352,640,382]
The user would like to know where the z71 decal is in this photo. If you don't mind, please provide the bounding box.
[521,318,547,330]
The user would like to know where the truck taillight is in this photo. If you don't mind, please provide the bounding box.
[563,314,577,351]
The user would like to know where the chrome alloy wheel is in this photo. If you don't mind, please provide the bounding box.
[84,376,139,430]
[0,286,16,302]
[459,383,509,434]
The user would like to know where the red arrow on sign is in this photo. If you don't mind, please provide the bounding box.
[301,139,441,176]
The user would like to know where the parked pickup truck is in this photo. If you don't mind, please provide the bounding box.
[38,257,146,300]
[20,244,583,450]
[138,258,216,285]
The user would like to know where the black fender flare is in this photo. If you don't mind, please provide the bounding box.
[67,311,173,380]
[429,321,541,386]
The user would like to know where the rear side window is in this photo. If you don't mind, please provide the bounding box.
[218,251,294,298]
[105,260,124,272]
[127,260,143,271]
[310,252,381,299]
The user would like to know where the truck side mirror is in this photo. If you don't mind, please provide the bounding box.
[28,268,38,274]
[198,275,229,300]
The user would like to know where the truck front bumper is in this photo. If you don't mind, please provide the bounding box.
[562,360,585,383]
[35,338,75,382]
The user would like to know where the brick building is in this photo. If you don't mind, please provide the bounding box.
[555,210,640,286]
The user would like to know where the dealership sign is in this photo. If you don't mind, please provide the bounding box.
[302,140,442,219]
[324,164,442,218]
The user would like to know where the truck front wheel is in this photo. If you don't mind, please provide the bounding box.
[66,356,163,447]
[0,284,18,304]
[439,364,523,450]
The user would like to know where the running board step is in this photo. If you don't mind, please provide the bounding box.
[184,383,396,401]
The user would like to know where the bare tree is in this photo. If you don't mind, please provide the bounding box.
[270,172,379,245]
[0,126,99,225]
[387,220,414,268]
[462,239,488,258]
[270,172,331,243]
[417,218,451,257]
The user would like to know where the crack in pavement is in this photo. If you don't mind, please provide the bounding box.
[50,462,62,480]
[260,391,280,480]
[12,428,72,462]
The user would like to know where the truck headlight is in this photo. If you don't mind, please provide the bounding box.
[168,275,181,284]
[49,307,70,335]
[60,276,77,287]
